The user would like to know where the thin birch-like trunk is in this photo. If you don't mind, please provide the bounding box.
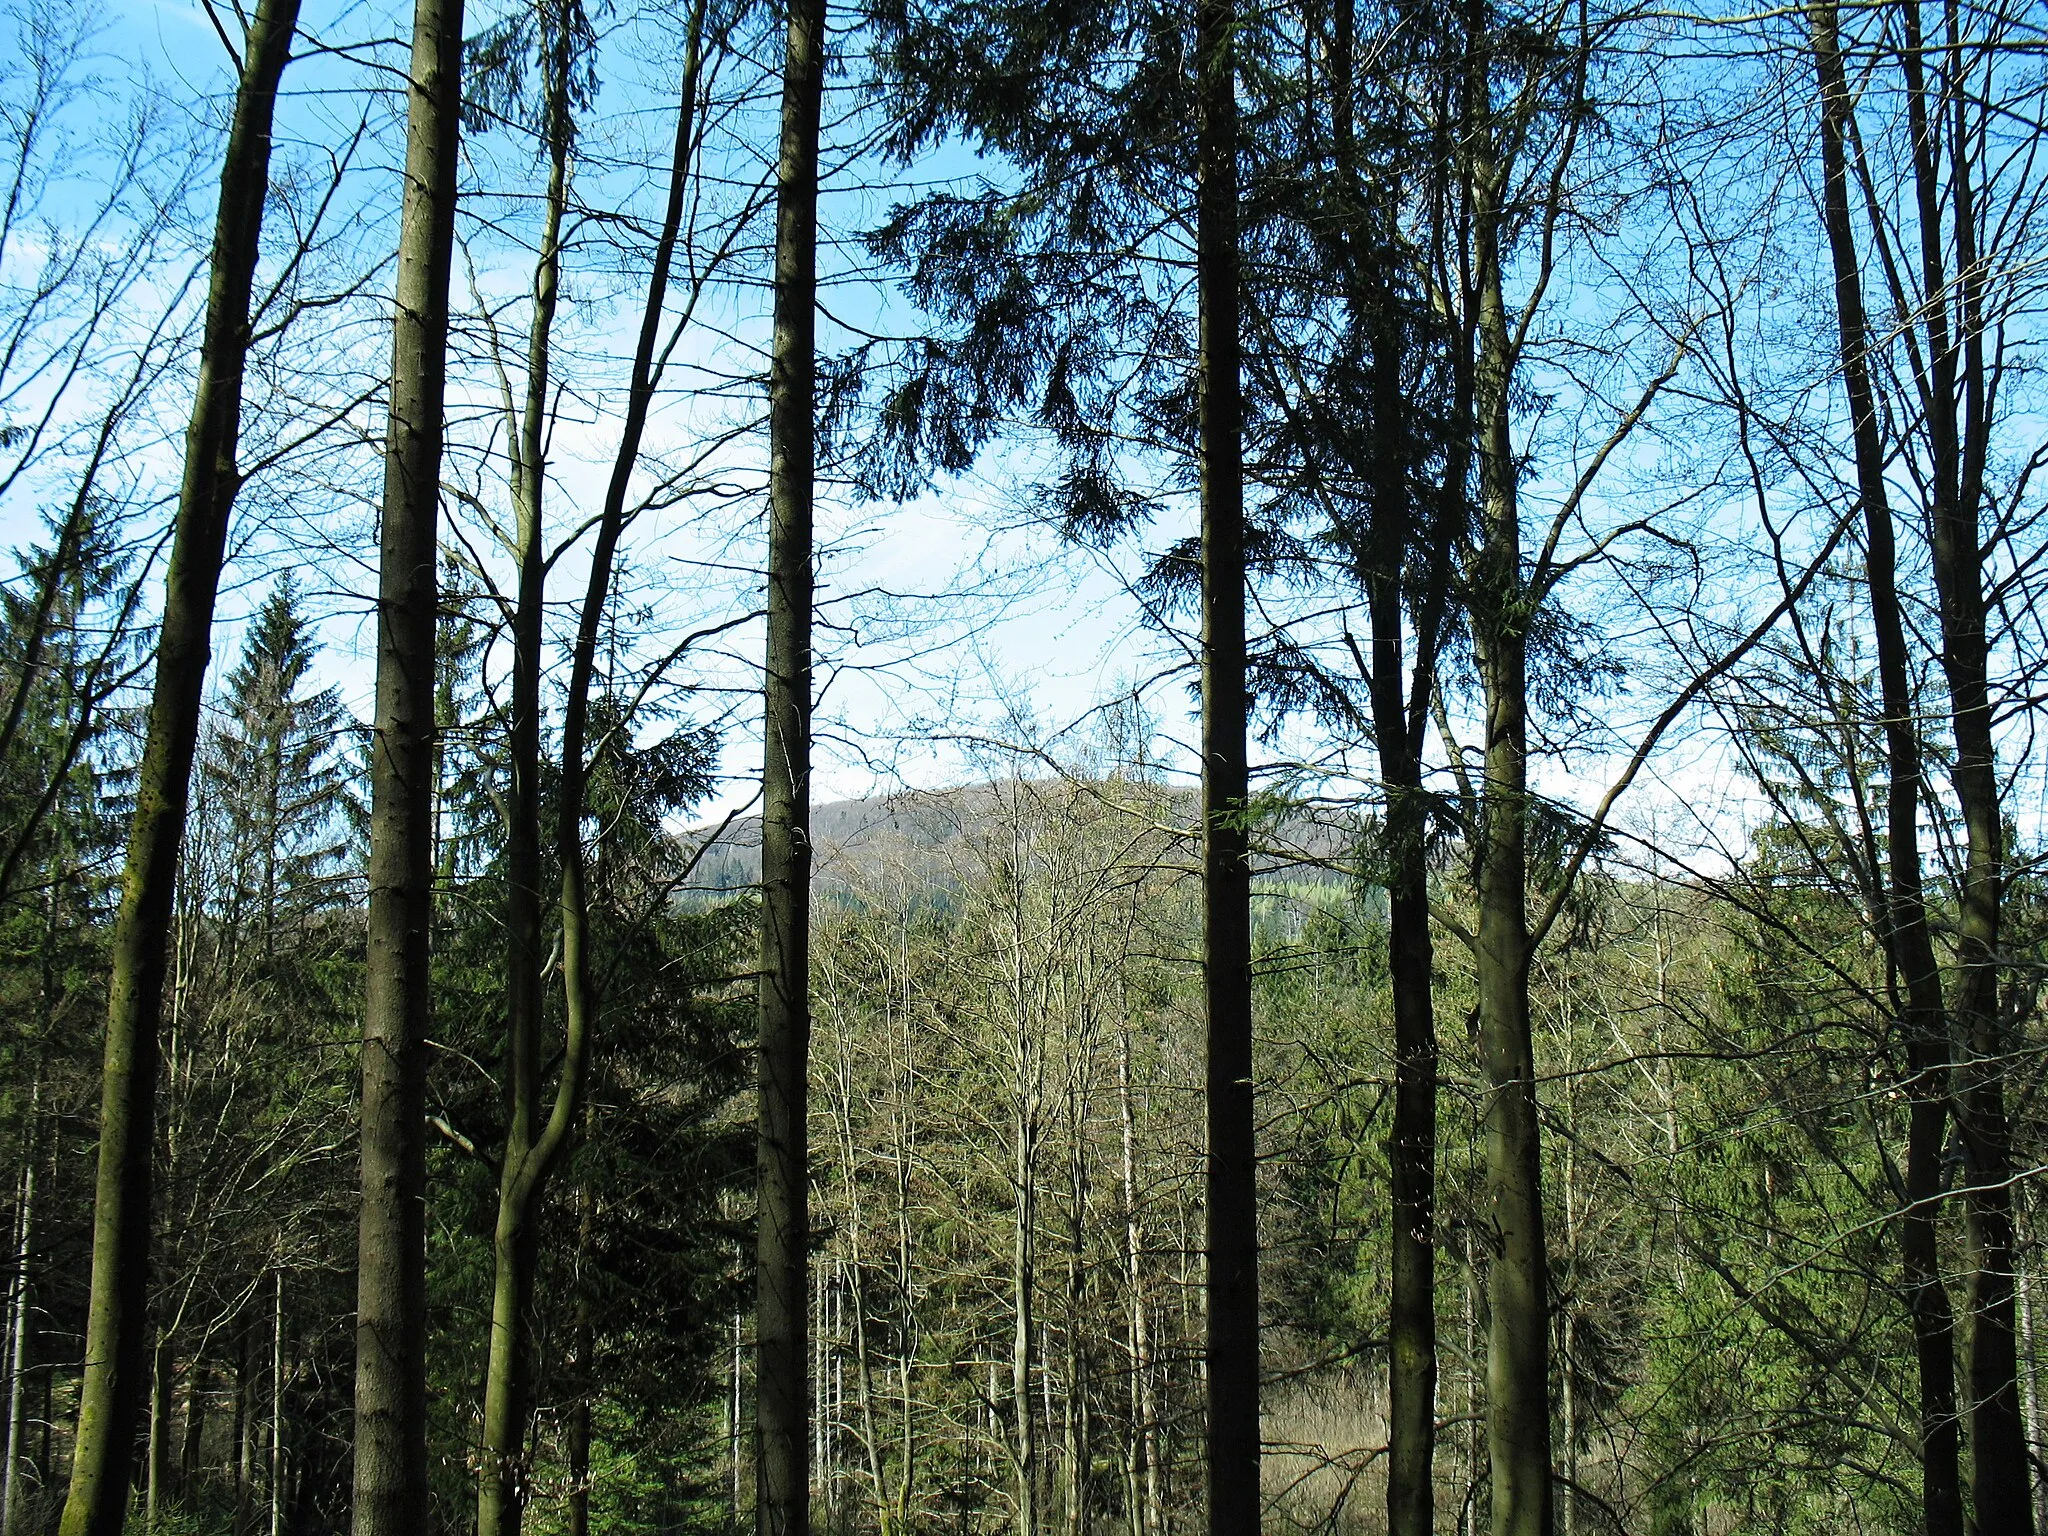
[0,1146,33,1536]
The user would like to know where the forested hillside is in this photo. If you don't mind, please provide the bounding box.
[0,0,2044,1531]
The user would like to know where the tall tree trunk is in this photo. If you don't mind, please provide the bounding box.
[268,1272,283,1536]
[1468,109,1551,1536]
[1809,8,1967,1532]
[1012,1087,1039,1536]
[1063,1077,1089,1536]
[1346,135,1445,1536]
[1,1145,33,1536]
[477,20,572,1533]
[57,1,300,1528]
[481,7,715,1522]
[146,1332,173,1528]
[1376,528,1440,1536]
[1117,1027,1161,1536]
[1896,5,2030,1523]
[235,1315,255,1536]
[180,1360,209,1494]
[1196,0,1256,1527]
[352,0,464,1517]
[567,1173,593,1536]
[758,0,825,1527]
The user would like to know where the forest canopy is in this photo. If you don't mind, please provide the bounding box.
[0,0,2045,1532]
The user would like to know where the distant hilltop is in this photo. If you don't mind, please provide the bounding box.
[680,777,1361,896]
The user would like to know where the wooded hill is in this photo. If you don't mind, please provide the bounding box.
[1,0,2045,1530]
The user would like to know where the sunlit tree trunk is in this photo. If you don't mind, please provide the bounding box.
[1,1139,34,1536]
[56,2,300,1527]
[353,0,465,1516]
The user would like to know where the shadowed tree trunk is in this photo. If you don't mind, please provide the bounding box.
[1467,74,1551,1536]
[1893,5,2031,1523]
[56,1,300,1527]
[758,0,825,1528]
[1809,8,1966,1531]
[352,0,464,1519]
[1322,5,1450,1523]
[1369,338,1444,1536]
[1196,0,1257,1528]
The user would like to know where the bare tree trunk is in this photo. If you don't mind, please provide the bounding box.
[1117,1028,1161,1536]
[352,0,464,1517]
[235,1315,255,1536]
[56,2,300,1527]
[478,20,572,1533]
[1063,1076,1089,1536]
[1895,5,2031,1523]
[1,1146,33,1536]
[1012,1045,1039,1536]
[2023,1249,2046,1532]
[1362,242,1445,1536]
[1809,9,1966,1532]
[1467,99,1551,1536]
[1196,0,1257,1527]
[758,0,825,1527]
[566,1168,593,1536]
[145,1331,173,1528]
[180,1359,208,1495]
[269,1271,283,1536]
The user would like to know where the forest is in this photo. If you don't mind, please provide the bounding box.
[0,0,2044,1529]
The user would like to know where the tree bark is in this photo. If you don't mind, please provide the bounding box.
[269,1271,283,1536]
[1117,1027,1162,1536]
[1344,119,1445,1535]
[1374,475,1441,1536]
[1012,1066,1038,1536]
[1197,0,1257,1528]
[1,1146,33,1536]
[180,1359,208,1495]
[352,0,464,1518]
[56,1,299,1528]
[1895,5,2031,1523]
[1468,99,1552,1536]
[567,1174,594,1536]
[477,20,572,1533]
[146,1331,173,1528]
[1809,9,1967,1532]
[758,0,825,1528]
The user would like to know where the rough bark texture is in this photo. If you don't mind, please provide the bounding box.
[758,0,824,1529]
[1196,0,1258,1530]
[352,0,463,1521]
[56,1,299,1527]
[1809,9,1966,1531]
